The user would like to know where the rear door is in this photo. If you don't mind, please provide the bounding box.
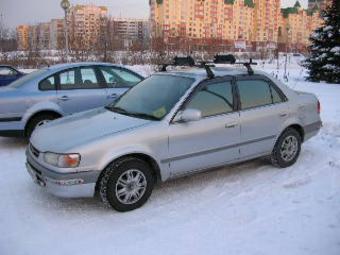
[97,66,143,104]
[236,76,288,158]
[56,66,108,115]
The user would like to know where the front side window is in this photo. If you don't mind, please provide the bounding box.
[107,75,194,120]
[98,66,142,88]
[237,80,273,109]
[186,81,234,117]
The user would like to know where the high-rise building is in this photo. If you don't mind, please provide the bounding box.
[253,0,281,48]
[49,19,64,50]
[37,22,50,50]
[16,25,30,50]
[308,0,331,10]
[111,18,150,48]
[150,0,325,51]
[68,4,108,50]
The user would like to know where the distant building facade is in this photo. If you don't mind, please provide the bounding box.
[150,0,325,52]
[111,18,150,49]
[16,25,30,50]
[49,19,65,50]
[68,4,108,50]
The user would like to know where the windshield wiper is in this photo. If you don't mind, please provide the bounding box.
[105,106,128,114]
[105,106,160,121]
[127,112,161,121]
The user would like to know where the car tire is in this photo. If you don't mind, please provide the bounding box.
[271,128,302,168]
[26,113,59,138]
[99,157,155,212]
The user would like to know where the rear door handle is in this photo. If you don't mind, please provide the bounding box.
[58,96,70,101]
[279,113,288,118]
[225,123,238,129]
[108,93,118,99]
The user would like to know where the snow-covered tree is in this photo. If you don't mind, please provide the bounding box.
[304,0,340,83]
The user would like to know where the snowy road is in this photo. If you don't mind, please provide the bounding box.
[0,65,339,255]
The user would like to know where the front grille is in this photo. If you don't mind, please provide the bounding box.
[30,144,40,158]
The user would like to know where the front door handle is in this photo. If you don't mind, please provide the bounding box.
[58,95,70,101]
[225,123,238,129]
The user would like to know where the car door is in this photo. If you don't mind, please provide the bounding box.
[97,66,143,104]
[56,66,108,115]
[167,78,241,177]
[236,76,289,159]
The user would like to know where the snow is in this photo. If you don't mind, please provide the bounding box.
[1,60,340,255]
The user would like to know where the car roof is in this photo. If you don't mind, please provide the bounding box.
[46,62,124,72]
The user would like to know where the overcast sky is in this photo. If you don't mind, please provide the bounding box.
[1,0,308,29]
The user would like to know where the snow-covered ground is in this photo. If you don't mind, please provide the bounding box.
[1,61,340,255]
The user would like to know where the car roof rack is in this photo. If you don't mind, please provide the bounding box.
[213,55,257,75]
[160,56,216,79]
[234,58,258,75]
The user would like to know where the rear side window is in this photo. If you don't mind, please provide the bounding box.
[39,76,56,91]
[237,80,284,110]
[186,81,234,117]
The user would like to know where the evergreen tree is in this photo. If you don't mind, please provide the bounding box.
[304,0,340,83]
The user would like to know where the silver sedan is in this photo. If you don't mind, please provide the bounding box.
[26,67,322,212]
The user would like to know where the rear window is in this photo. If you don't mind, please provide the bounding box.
[9,69,47,88]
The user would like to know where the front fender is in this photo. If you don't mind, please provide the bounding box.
[96,144,169,182]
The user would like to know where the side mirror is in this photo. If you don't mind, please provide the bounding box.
[174,109,202,123]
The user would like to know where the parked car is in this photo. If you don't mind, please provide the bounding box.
[0,62,144,138]
[0,65,25,86]
[26,64,322,212]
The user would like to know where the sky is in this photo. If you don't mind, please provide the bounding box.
[0,0,309,29]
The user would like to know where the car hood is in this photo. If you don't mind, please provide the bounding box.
[30,108,152,152]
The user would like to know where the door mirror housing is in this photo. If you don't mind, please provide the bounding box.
[174,109,202,123]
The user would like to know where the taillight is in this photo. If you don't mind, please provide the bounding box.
[317,100,321,114]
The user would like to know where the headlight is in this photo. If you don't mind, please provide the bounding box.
[43,152,81,168]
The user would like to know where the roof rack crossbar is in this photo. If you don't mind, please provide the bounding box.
[159,56,216,79]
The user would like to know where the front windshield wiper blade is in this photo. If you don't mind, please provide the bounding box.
[127,112,161,121]
[105,106,160,121]
[105,106,128,114]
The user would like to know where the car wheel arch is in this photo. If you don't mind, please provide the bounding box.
[276,123,305,146]
[24,110,63,137]
[95,153,162,194]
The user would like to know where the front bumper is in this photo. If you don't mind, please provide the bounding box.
[26,149,100,198]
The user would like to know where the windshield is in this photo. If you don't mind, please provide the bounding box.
[9,69,48,88]
[106,74,194,120]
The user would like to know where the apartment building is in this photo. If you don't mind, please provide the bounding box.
[49,19,64,50]
[110,18,149,48]
[16,25,30,50]
[68,4,108,50]
[150,0,325,51]
[308,0,331,10]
